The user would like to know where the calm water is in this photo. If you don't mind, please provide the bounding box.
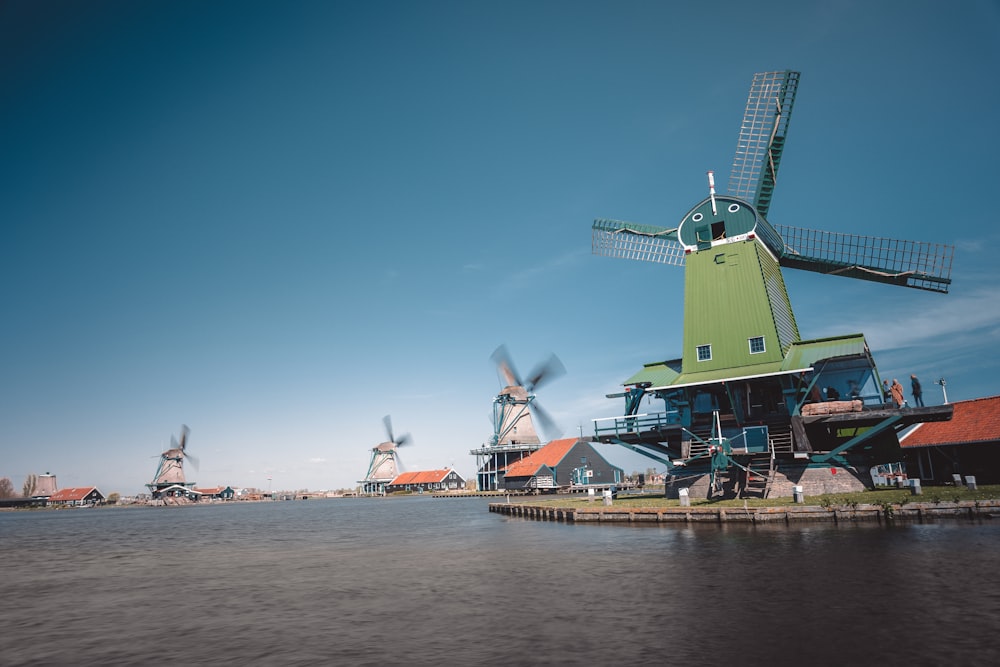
[2,497,1000,666]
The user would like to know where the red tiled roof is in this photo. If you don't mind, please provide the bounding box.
[900,395,1000,448]
[194,487,226,495]
[503,438,579,477]
[390,469,453,485]
[49,487,100,502]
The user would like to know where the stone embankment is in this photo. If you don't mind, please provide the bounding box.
[488,499,1000,523]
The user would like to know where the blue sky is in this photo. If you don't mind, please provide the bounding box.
[3,0,999,495]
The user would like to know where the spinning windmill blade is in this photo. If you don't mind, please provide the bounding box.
[383,414,411,448]
[490,345,566,443]
[383,414,410,472]
[525,353,566,393]
[491,345,566,393]
[593,70,954,293]
[176,424,198,470]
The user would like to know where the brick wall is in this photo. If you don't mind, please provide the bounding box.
[666,462,871,499]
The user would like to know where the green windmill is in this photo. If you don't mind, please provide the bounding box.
[591,71,954,499]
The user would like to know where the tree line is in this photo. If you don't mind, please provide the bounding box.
[0,473,38,498]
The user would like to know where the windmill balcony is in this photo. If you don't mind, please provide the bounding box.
[593,411,681,439]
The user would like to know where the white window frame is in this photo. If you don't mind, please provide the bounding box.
[696,344,712,362]
[748,336,766,354]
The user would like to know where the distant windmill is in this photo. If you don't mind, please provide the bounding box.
[147,425,198,498]
[359,415,412,495]
[469,345,565,491]
[34,473,57,497]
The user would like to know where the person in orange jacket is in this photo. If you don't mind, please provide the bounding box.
[890,378,906,408]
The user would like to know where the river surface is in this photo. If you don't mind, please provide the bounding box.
[2,496,999,666]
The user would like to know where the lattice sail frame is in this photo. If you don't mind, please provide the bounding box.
[728,71,799,217]
[591,70,954,294]
[592,218,685,266]
[776,224,954,293]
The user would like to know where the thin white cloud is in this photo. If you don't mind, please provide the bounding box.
[838,287,1000,353]
[503,249,589,291]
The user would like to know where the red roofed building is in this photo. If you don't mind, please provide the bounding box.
[48,487,105,506]
[193,486,235,500]
[900,395,1000,485]
[386,469,466,494]
[499,438,624,492]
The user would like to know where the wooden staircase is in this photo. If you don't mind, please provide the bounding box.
[740,451,776,499]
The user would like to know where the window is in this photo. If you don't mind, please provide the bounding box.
[697,344,712,361]
[749,336,765,354]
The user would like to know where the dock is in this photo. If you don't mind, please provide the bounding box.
[488,499,1000,523]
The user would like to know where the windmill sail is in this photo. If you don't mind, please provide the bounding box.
[728,70,799,216]
[776,224,953,293]
[591,219,685,266]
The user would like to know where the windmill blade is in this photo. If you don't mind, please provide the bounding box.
[530,399,562,442]
[383,414,411,446]
[776,224,954,293]
[184,451,200,471]
[382,415,395,443]
[394,449,406,473]
[490,344,523,387]
[592,219,685,266]
[525,353,566,393]
[177,424,190,451]
[727,70,800,218]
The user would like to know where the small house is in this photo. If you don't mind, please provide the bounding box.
[498,438,624,492]
[193,486,235,500]
[386,469,466,494]
[48,487,105,507]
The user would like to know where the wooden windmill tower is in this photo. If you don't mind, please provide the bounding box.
[147,425,198,498]
[591,71,955,499]
[358,415,411,495]
[469,345,565,491]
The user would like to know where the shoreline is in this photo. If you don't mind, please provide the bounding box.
[489,498,1000,524]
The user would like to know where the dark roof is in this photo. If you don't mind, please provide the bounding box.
[900,395,1000,448]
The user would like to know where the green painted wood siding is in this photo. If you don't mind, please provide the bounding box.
[682,239,795,374]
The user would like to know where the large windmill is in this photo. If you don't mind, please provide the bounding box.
[358,415,411,495]
[147,425,198,499]
[591,71,954,499]
[469,345,565,491]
